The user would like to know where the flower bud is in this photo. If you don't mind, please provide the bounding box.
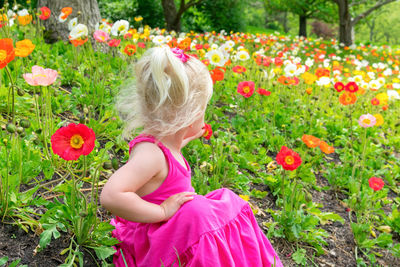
[103,161,113,170]
[111,158,119,170]
[6,123,16,133]
[20,119,31,129]
[17,88,25,96]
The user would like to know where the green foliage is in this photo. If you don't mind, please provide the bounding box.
[98,0,137,23]
[136,0,165,28]
[180,0,250,32]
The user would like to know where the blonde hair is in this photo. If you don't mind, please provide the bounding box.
[116,45,213,139]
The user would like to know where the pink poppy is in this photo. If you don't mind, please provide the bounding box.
[358,114,376,128]
[93,30,110,43]
[23,65,58,86]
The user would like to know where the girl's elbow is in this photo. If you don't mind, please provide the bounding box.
[99,189,112,210]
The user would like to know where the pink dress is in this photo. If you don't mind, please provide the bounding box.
[111,134,283,267]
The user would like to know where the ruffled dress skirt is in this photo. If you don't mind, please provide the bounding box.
[111,188,282,267]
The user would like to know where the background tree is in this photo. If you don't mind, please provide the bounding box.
[37,0,101,43]
[265,0,335,37]
[333,0,397,45]
[160,0,204,32]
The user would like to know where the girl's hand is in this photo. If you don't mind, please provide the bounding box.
[160,192,197,221]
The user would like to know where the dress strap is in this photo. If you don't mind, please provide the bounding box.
[128,134,170,156]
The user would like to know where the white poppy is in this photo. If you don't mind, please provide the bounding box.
[387,90,400,100]
[69,23,88,40]
[111,20,129,36]
[205,49,228,67]
[152,35,165,46]
[68,17,78,31]
[236,50,249,61]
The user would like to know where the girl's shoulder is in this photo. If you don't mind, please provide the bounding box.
[128,133,162,152]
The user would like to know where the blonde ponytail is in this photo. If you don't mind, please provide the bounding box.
[116,46,213,139]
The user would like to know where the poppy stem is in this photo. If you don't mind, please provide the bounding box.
[4,66,15,123]
[358,128,368,184]
[281,170,286,205]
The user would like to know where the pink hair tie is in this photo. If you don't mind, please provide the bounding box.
[171,47,189,63]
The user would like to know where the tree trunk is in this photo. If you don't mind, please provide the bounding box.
[366,19,375,42]
[161,0,181,32]
[336,0,352,46]
[299,15,307,37]
[282,12,289,33]
[37,0,101,43]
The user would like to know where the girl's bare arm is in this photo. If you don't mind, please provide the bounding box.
[100,143,167,223]
[100,143,195,223]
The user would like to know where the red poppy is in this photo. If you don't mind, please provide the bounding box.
[368,177,384,191]
[232,65,246,74]
[274,57,283,66]
[51,123,96,161]
[39,6,51,20]
[137,42,145,48]
[108,39,121,47]
[203,124,212,140]
[124,44,136,56]
[202,59,210,66]
[276,146,302,171]
[237,81,255,98]
[256,88,271,96]
[371,98,380,106]
[334,82,345,92]
[345,81,358,93]
[0,38,15,69]
[123,32,132,39]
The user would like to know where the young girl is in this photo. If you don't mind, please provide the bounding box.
[100,46,283,267]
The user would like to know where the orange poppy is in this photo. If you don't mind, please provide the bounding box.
[61,7,73,16]
[15,39,35,57]
[339,91,357,105]
[319,141,335,154]
[0,38,15,69]
[69,38,88,47]
[123,44,137,56]
[302,135,321,148]
[315,67,330,78]
[17,15,32,26]
[210,67,225,83]
[177,37,191,51]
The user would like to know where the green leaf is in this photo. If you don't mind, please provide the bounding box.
[92,245,116,260]
[0,257,8,266]
[376,233,392,248]
[39,224,60,251]
[292,248,307,265]
[8,259,21,267]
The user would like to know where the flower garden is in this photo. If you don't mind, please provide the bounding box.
[1,4,400,267]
